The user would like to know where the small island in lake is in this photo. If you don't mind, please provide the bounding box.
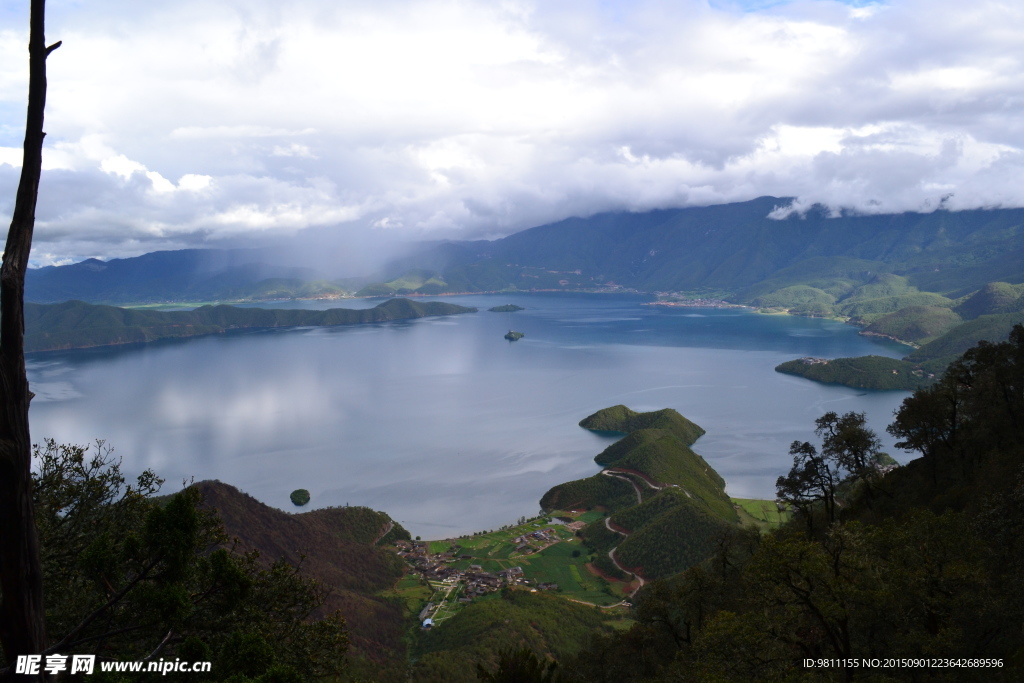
[489,304,525,312]
[504,330,524,341]
[290,489,311,506]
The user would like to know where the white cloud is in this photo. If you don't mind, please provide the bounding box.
[172,126,317,140]
[178,174,213,192]
[0,147,21,168]
[0,0,1021,264]
[271,144,316,158]
[100,154,147,179]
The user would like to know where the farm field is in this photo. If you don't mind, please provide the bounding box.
[516,538,623,605]
[379,574,433,619]
[574,510,606,523]
[732,498,791,530]
[443,514,623,605]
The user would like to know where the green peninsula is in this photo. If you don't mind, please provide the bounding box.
[775,356,941,391]
[24,298,477,352]
[774,279,1024,390]
[541,407,737,581]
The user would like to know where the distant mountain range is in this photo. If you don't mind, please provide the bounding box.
[25,249,364,304]
[361,196,1024,299]
[29,198,1024,306]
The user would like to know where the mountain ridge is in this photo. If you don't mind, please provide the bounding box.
[30,198,1024,307]
[364,197,1024,297]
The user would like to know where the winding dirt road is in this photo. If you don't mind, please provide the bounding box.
[603,516,645,594]
[601,469,643,504]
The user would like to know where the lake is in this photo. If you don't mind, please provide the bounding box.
[27,292,913,538]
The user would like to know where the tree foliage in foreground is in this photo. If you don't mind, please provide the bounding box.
[776,411,883,534]
[10,441,349,681]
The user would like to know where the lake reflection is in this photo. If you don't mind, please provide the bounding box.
[28,293,912,537]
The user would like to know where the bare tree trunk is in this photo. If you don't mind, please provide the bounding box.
[0,0,59,677]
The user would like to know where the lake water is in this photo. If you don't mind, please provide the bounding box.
[27,292,913,538]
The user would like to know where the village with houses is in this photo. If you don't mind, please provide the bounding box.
[383,513,621,630]
[382,494,796,634]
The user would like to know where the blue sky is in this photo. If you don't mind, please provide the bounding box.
[1,0,1022,267]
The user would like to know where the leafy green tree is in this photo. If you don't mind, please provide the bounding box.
[814,412,881,483]
[27,440,348,681]
[777,412,883,533]
[889,324,1024,486]
[887,371,964,484]
[951,325,1024,457]
[775,440,840,533]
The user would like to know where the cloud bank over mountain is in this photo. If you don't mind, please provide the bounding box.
[1,0,1023,265]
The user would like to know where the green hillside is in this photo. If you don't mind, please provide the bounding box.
[954,281,1024,319]
[593,431,732,517]
[907,311,1024,362]
[417,405,771,675]
[355,269,452,296]
[191,481,411,677]
[544,407,738,585]
[611,487,695,533]
[749,284,836,315]
[579,405,706,445]
[23,298,476,352]
[863,305,963,344]
[837,291,955,324]
[614,499,736,579]
[411,590,611,682]
[539,473,637,513]
[777,283,1024,390]
[744,273,960,324]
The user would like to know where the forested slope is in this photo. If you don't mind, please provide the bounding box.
[195,481,412,678]
[362,198,1024,298]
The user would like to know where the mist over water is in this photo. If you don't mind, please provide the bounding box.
[28,293,911,538]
